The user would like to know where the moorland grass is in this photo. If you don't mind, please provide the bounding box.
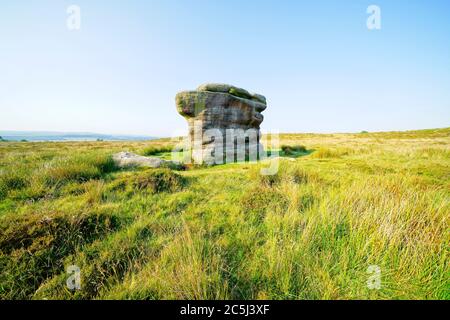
[0,128,448,299]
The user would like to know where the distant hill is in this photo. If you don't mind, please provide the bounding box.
[0,131,157,142]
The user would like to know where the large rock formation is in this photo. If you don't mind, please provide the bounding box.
[176,83,267,164]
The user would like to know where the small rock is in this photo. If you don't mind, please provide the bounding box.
[113,152,184,170]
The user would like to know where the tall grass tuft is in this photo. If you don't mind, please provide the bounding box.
[142,146,174,156]
[132,169,186,193]
[39,153,116,186]
[108,169,187,195]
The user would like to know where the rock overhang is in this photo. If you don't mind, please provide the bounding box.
[176,89,267,119]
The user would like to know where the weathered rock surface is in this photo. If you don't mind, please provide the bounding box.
[176,83,267,164]
[113,152,183,170]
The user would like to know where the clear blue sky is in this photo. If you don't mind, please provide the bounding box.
[1,0,449,136]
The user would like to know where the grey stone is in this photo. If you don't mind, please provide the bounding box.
[228,86,252,100]
[176,83,267,164]
[251,93,267,105]
[113,152,183,170]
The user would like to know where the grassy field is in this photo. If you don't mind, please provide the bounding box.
[0,128,449,300]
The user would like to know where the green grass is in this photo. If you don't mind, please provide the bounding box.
[0,128,449,300]
[142,145,175,157]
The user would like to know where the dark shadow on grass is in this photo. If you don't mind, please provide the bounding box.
[268,148,315,158]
